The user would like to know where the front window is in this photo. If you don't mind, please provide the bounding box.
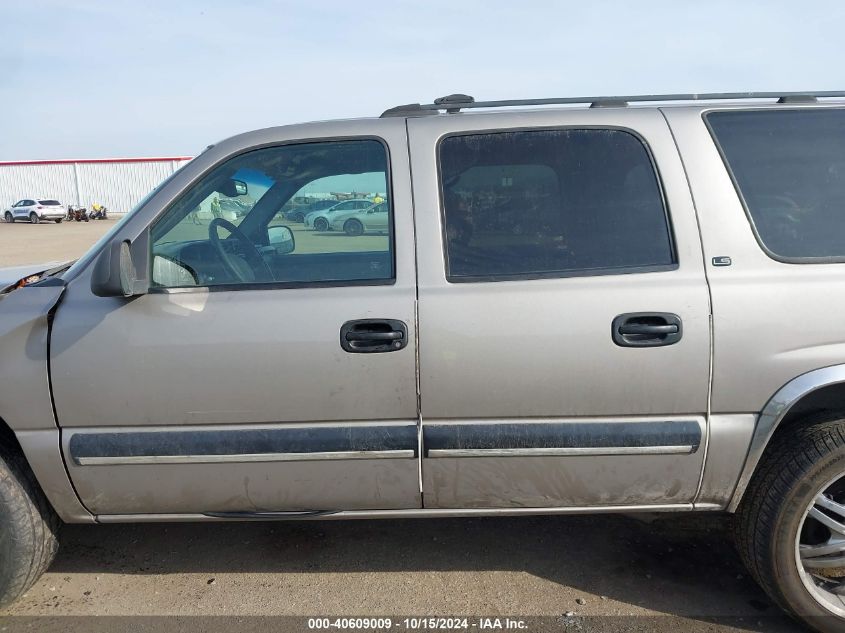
[150,139,392,289]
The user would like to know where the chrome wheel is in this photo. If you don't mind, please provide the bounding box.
[797,473,845,617]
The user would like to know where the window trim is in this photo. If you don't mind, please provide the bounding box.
[703,107,845,265]
[148,135,397,294]
[435,125,679,284]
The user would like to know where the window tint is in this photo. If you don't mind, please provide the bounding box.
[151,139,392,289]
[37,200,61,206]
[707,109,845,260]
[439,129,674,281]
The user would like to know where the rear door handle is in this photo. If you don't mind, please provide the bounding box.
[341,319,408,353]
[612,312,682,347]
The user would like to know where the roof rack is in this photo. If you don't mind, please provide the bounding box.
[380,91,845,117]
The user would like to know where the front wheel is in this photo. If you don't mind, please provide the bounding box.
[4,211,13,223]
[29,213,39,224]
[0,444,60,608]
[735,417,845,631]
[313,217,329,232]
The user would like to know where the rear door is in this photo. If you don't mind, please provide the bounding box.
[51,119,422,516]
[409,108,712,509]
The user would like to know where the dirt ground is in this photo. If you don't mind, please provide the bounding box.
[0,216,118,267]
[0,219,805,632]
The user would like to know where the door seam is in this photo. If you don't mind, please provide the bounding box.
[659,108,715,503]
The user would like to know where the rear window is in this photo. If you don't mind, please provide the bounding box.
[707,109,845,260]
[438,128,675,281]
[37,200,61,206]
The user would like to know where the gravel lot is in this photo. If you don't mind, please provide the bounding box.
[0,216,118,267]
[0,218,804,632]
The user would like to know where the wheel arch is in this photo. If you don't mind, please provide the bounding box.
[728,365,845,512]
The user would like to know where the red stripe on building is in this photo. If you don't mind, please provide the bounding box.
[0,157,194,167]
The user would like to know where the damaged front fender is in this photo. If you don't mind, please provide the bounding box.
[0,284,94,522]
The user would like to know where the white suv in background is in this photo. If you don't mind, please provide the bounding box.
[4,199,66,224]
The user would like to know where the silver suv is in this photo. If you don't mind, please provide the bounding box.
[2,91,845,630]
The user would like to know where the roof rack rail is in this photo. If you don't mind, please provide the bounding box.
[380,91,845,117]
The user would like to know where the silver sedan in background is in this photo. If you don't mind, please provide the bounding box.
[329,201,390,235]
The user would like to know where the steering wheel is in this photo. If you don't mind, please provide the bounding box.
[208,218,274,283]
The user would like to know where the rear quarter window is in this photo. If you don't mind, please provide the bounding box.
[706,109,845,261]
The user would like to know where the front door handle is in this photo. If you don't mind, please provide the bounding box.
[612,312,682,347]
[340,319,408,353]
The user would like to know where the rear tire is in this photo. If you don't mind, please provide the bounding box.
[54,218,62,224]
[29,213,39,224]
[4,212,12,223]
[735,417,845,632]
[344,219,364,236]
[0,442,60,609]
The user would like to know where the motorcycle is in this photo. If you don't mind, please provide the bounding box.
[89,204,108,220]
[67,205,89,222]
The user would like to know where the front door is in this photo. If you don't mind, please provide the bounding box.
[50,120,421,516]
[14,200,32,219]
[409,108,712,509]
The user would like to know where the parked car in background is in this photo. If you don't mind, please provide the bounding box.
[304,199,372,231]
[4,199,66,223]
[329,201,390,235]
[285,199,338,223]
[218,198,253,219]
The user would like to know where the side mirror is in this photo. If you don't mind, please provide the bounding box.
[219,179,248,198]
[267,225,295,255]
[91,238,148,297]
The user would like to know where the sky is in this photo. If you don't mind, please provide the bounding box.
[1,0,844,161]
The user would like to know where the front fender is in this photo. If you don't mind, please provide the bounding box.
[0,285,94,522]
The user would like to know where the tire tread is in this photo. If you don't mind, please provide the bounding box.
[0,443,60,609]
[735,418,845,617]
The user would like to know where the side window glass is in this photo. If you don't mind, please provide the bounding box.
[151,139,392,289]
[707,109,845,260]
[438,129,674,281]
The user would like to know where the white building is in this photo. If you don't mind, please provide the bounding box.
[0,156,193,213]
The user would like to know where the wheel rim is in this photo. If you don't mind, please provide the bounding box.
[315,219,327,231]
[796,472,845,616]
